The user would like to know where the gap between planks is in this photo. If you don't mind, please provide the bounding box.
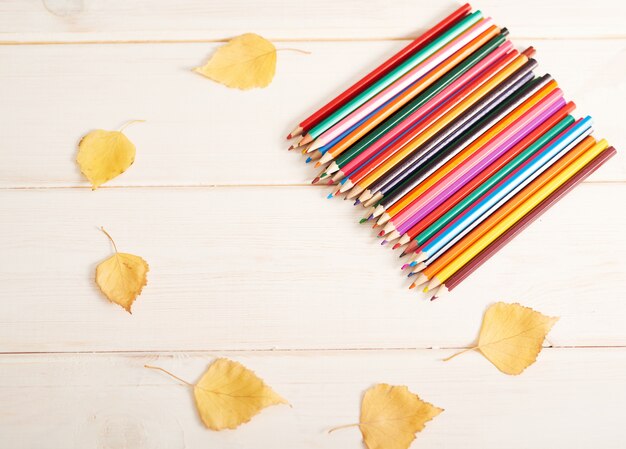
[2,180,623,191]
[1,35,625,46]
[2,345,625,356]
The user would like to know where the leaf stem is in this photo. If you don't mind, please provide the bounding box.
[99,227,118,253]
[442,346,477,362]
[328,423,359,434]
[119,119,146,132]
[276,47,311,55]
[144,365,194,387]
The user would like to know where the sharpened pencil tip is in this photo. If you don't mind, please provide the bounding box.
[367,215,373,221]
[320,173,327,179]
[359,218,367,224]
[314,162,321,168]
[407,272,415,277]
[381,240,388,246]
[353,199,361,206]
[312,177,319,184]
[422,287,429,293]
[430,295,437,302]
[409,283,416,290]
[326,193,333,199]
[327,179,333,185]
[305,157,312,164]
[409,261,416,267]
[401,264,408,270]
[287,133,292,139]
[377,230,385,237]
[392,243,400,250]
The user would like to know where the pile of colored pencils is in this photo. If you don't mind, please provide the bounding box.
[286,4,616,300]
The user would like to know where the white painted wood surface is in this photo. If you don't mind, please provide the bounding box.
[1,0,624,41]
[2,350,626,448]
[1,39,625,187]
[0,1,625,448]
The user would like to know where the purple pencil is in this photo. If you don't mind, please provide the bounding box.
[381,87,565,240]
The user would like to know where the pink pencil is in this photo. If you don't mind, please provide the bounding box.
[390,90,566,235]
[307,18,495,152]
[334,42,515,181]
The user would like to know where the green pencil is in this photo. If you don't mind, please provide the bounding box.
[318,30,507,182]
[302,10,483,144]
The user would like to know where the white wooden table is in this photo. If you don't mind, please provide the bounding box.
[1,1,625,447]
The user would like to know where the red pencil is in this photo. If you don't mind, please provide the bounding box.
[396,101,576,252]
[286,3,472,139]
[432,146,617,300]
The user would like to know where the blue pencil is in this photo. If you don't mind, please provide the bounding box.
[410,116,593,265]
[309,112,376,163]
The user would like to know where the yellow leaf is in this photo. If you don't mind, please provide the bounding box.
[446,302,559,375]
[194,33,277,90]
[95,227,148,313]
[77,121,142,189]
[330,384,443,449]
[145,359,287,431]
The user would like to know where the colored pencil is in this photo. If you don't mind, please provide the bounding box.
[355,59,541,205]
[319,32,511,180]
[335,52,531,199]
[373,69,542,222]
[307,20,499,153]
[432,146,616,299]
[397,105,575,252]
[299,11,485,145]
[374,74,554,222]
[288,5,617,301]
[380,86,565,238]
[411,116,593,266]
[409,134,596,287]
[356,63,547,209]
[323,33,512,181]
[424,138,610,291]
[287,4,472,139]
[313,27,509,162]
[307,101,391,165]
[345,56,534,199]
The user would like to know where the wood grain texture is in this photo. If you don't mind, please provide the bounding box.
[1,349,626,449]
[1,1,625,447]
[0,39,624,188]
[1,184,624,352]
[1,0,624,42]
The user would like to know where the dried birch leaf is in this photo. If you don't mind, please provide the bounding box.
[77,122,142,189]
[145,358,287,430]
[95,227,148,313]
[330,383,443,449]
[446,302,559,375]
[194,33,277,89]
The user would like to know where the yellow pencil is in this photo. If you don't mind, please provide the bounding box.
[426,138,609,290]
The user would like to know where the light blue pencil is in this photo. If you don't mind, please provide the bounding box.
[304,11,484,142]
[411,116,593,266]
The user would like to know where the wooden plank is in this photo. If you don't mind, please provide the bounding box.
[0,39,623,188]
[1,0,624,42]
[1,349,625,448]
[1,184,624,352]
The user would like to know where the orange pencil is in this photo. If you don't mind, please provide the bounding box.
[383,80,559,220]
[410,135,596,288]
[338,52,530,197]
[315,25,501,166]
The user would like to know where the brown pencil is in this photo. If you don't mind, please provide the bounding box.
[432,146,617,300]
